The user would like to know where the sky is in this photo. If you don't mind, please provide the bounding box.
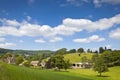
[0,0,120,51]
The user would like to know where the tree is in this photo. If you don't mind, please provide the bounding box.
[51,55,64,70]
[55,48,67,55]
[94,50,98,54]
[77,48,84,53]
[87,49,91,53]
[68,49,76,53]
[4,52,12,64]
[63,60,71,70]
[93,56,108,76]
[99,47,104,53]
[16,56,24,65]
[101,50,120,66]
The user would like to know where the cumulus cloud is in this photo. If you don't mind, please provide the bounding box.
[73,35,105,43]
[63,14,120,31]
[35,39,46,43]
[49,37,63,42]
[109,28,120,39]
[0,42,16,48]
[0,14,120,38]
[0,19,20,27]
[94,0,120,7]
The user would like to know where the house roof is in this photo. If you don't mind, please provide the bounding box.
[73,62,89,64]
[31,61,39,64]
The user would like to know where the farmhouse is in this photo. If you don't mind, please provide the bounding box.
[72,62,92,68]
[30,61,39,67]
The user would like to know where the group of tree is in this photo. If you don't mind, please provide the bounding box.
[45,55,71,71]
[92,50,120,76]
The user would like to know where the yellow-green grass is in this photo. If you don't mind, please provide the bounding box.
[67,66,120,80]
[64,53,93,63]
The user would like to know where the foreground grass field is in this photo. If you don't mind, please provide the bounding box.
[0,62,120,80]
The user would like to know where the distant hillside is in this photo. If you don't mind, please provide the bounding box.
[0,48,54,55]
[64,53,93,63]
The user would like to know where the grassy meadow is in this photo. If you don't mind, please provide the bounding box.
[64,53,93,63]
[0,62,120,80]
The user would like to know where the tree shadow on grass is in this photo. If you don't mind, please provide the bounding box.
[96,75,109,77]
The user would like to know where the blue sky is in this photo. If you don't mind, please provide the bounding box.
[0,0,120,51]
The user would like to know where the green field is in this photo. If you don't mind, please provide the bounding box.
[0,62,120,80]
[64,53,93,63]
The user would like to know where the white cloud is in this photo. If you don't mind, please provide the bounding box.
[0,42,16,48]
[49,37,63,43]
[73,35,105,43]
[94,0,120,7]
[0,14,120,38]
[88,35,105,42]
[63,14,120,31]
[35,39,46,43]
[73,38,89,43]
[0,19,20,27]
[109,28,120,39]
[0,26,22,36]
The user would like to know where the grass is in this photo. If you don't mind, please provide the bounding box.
[64,53,93,63]
[0,62,92,80]
[0,62,120,80]
[67,66,120,80]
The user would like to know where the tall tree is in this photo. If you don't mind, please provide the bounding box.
[87,49,91,53]
[93,56,108,76]
[16,56,24,65]
[63,60,71,70]
[51,55,64,70]
[99,47,104,53]
[77,48,84,53]
[68,49,76,53]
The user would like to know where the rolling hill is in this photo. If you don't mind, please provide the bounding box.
[64,53,93,63]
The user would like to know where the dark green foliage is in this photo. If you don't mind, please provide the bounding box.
[68,49,76,53]
[99,47,104,53]
[55,48,67,55]
[0,48,53,55]
[87,49,91,53]
[51,55,64,70]
[63,60,71,70]
[77,48,84,53]
[101,50,120,66]
[94,50,98,54]
[93,56,108,76]
[91,54,99,63]
[50,55,70,70]
[16,56,24,65]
